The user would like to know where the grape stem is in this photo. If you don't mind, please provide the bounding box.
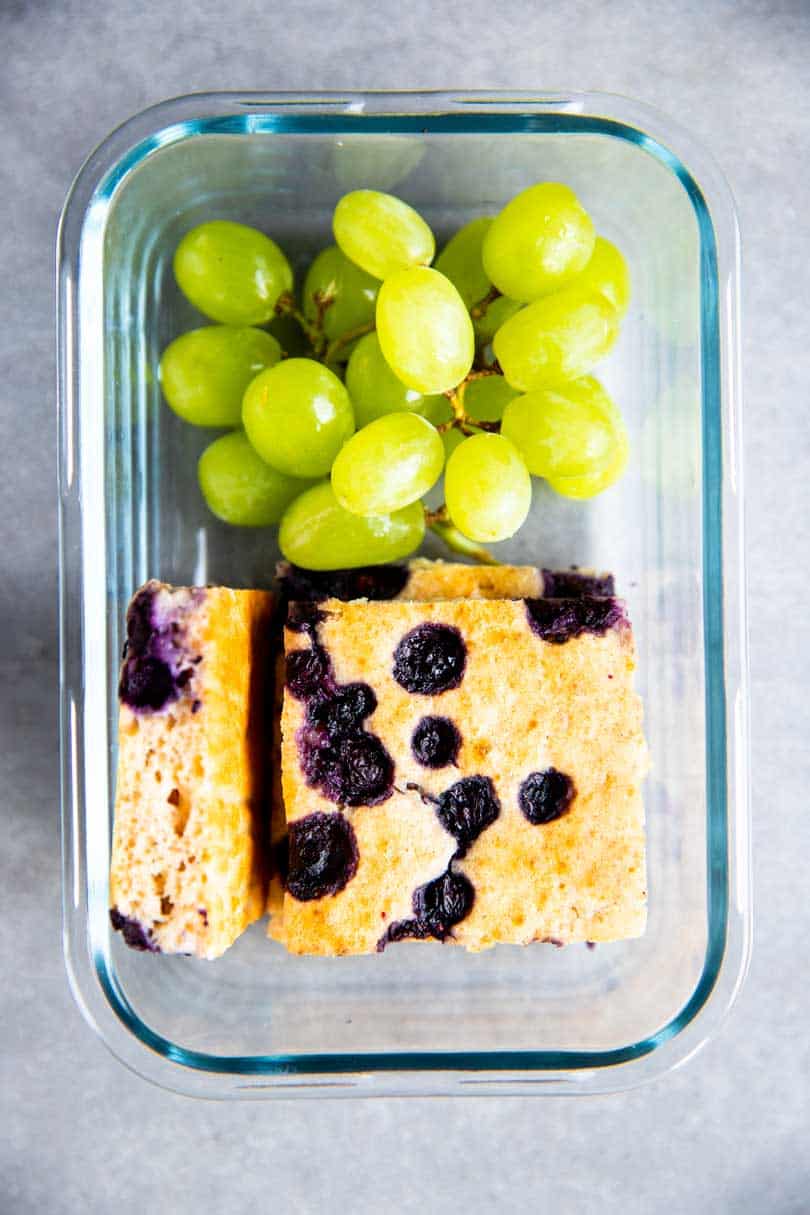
[324,321,375,365]
[423,505,449,526]
[274,292,327,354]
[312,289,335,333]
[438,371,502,436]
[426,510,500,566]
[275,292,372,365]
[469,285,502,320]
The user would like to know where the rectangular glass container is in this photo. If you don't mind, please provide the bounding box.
[58,91,749,1097]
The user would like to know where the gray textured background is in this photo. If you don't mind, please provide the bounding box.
[2,1,809,1211]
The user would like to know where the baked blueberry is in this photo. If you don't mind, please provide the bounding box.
[541,569,615,598]
[119,655,175,712]
[413,868,475,939]
[392,623,467,694]
[285,645,334,700]
[306,683,377,737]
[518,768,576,824]
[378,866,475,949]
[579,596,626,634]
[286,812,359,901]
[376,917,430,950]
[278,562,409,603]
[436,775,500,851]
[525,595,626,644]
[318,732,394,806]
[300,725,394,807]
[298,724,335,785]
[110,908,160,952]
[411,715,461,768]
[125,587,155,655]
[286,601,327,634]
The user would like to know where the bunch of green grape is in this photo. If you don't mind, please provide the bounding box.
[161,184,631,570]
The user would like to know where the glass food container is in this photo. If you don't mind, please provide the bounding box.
[58,91,749,1097]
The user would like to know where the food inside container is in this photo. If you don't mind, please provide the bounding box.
[110,178,646,965]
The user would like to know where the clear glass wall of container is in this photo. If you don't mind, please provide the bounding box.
[58,93,749,1097]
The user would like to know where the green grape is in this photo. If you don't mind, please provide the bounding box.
[344,331,446,428]
[376,267,475,395]
[173,221,293,325]
[442,423,482,461]
[493,287,619,391]
[279,481,425,570]
[573,236,631,317]
[242,358,355,478]
[159,326,281,427]
[302,245,379,357]
[441,426,464,460]
[333,190,435,280]
[432,221,525,345]
[419,396,453,427]
[323,358,347,382]
[548,437,628,499]
[473,295,523,345]
[501,377,618,479]
[198,431,313,526]
[332,413,444,516]
[445,433,531,543]
[463,375,519,423]
[420,396,454,427]
[434,218,492,309]
[482,183,595,303]
[548,385,629,498]
[267,312,311,357]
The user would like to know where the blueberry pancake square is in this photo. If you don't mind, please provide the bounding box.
[266,559,615,926]
[110,580,273,958]
[278,595,647,956]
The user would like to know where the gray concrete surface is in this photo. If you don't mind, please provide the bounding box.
[2,1,808,1211]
